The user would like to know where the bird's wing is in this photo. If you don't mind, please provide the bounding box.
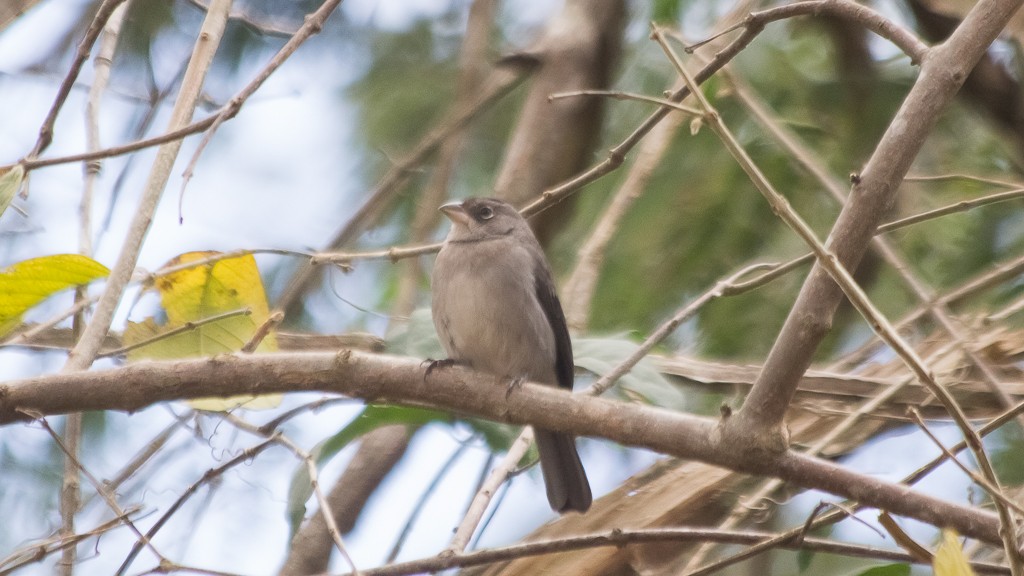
[534,262,574,390]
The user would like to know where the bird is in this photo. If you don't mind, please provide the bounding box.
[430,197,592,513]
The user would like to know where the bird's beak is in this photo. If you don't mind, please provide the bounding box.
[439,201,471,227]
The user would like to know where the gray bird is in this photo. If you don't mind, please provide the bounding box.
[431,197,592,513]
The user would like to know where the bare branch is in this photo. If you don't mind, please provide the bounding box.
[0,350,1008,546]
[26,0,129,158]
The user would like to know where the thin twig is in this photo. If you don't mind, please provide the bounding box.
[114,436,277,576]
[831,252,1024,372]
[909,408,1024,515]
[58,412,81,576]
[0,295,100,348]
[97,308,253,358]
[82,1,128,257]
[257,397,354,434]
[216,413,361,574]
[27,0,129,158]
[988,294,1024,322]
[386,443,470,563]
[878,511,933,562]
[310,243,442,266]
[0,506,144,575]
[905,173,1023,188]
[878,188,1024,233]
[184,0,298,37]
[240,310,283,353]
[17,114,218,172]
[97,418,186,496]
[466,452,501,551]
[588,262,776,396]
[549,89,702,115]
[142,248,319,283]
[36,417,166,570]
[796,501,882,545]
[447,429,535,553]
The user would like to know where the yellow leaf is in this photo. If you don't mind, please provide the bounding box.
[0,164,23,219]
[933,528,976,576]
[124,251,280,410]
[0,254,109,338]
[689,116,703,135]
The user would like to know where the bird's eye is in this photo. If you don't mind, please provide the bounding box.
[477,206,494,220]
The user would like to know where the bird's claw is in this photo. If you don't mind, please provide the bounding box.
[424,358,457,379]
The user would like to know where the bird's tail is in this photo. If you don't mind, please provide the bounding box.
[534,429,592,513]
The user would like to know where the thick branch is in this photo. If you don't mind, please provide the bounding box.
[0,351,1004,546]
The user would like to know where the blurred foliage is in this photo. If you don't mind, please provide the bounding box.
[347,18,459,175]
[991,425,1024,484]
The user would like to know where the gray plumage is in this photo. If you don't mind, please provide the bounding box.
[431,197,592,514]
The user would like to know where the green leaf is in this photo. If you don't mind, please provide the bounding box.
[0,164,23,219]
[849,564,911,576]
[464,418,521,454]
[387,307,445,359]
[0,254,109,338]
[797,549,814,572]
[286,405,450,535]
[652,0,681,23]
[573,337,686,408]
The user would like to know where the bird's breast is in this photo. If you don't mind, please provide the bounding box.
[432,241,558,384]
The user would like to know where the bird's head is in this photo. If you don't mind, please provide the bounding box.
[439,197,526,243]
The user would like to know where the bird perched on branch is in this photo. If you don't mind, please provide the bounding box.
[431,197,592,513]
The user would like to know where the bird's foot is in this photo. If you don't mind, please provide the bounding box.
[504,375,525,399]
[423,358,457,379]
